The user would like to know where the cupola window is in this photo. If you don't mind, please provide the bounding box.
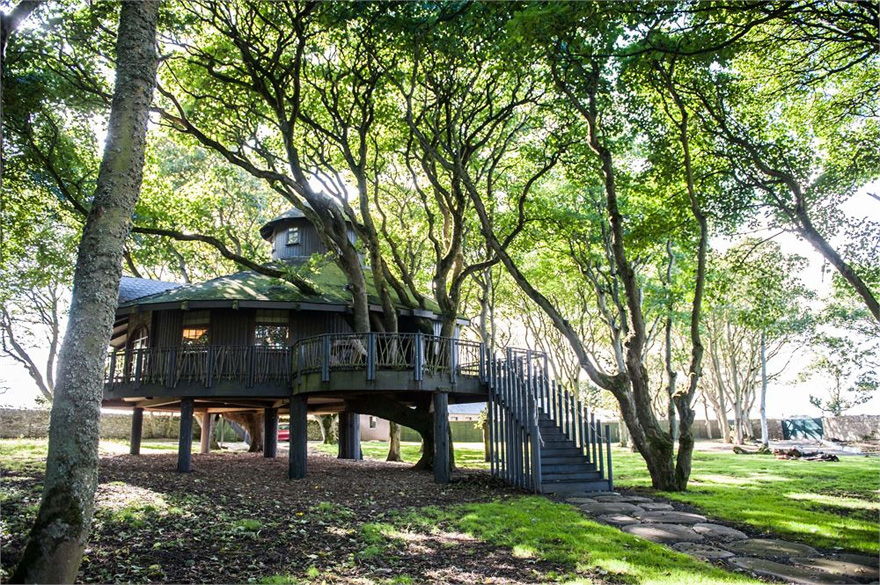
[286,227,300,246]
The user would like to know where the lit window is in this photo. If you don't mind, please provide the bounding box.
[182,311,210,346]
[286,227,300,246]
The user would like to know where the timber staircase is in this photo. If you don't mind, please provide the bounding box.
[486,348,613,493]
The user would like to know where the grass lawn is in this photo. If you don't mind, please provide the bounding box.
[611,445,880,556]
[1,438,758,584]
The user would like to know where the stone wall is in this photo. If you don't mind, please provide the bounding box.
[822,415,880,442]
[0,408,182,440]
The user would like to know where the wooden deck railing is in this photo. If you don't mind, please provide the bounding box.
[105,333,485,389]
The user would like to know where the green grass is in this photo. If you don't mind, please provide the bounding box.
[315,440,488,468]
[366,497,759,585]
[612,446,880,555]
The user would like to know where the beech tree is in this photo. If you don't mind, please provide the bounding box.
[11,2,160,581]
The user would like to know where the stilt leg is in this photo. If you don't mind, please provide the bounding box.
[199,411,211,454]
[434,392,450,484]
[177,398,194,473]
[337,410,361,460]
[130,407,143,455]
[289,396,307,479]
[264,406,278,458]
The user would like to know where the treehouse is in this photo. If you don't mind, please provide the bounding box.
[103,208,614,493]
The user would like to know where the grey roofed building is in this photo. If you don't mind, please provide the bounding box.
[117,276,182,304]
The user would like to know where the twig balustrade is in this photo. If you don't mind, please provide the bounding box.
[105,333,612,492]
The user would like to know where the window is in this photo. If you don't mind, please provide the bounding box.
[286,227,300,246]
[130,327,149,351]
[255,310,289,347]
[369,416,377,429]
[182,311,210,346]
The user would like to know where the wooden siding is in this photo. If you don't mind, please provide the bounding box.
[210,309,254,346]
[153,310,183,347]
[271,218,327,261]
[290,312,352,345]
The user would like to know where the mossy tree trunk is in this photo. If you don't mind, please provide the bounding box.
[11,3,159,581]
[386,421,401,462]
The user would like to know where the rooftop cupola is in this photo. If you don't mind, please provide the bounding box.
[260,208,361,264]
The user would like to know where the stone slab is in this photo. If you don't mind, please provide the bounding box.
[634,511,707,524]
[580,502,645,515]
[727,538,819,558]
[673,542,735,560]
[622,523,703,544]
[729,557,853,585]
[791,556,880,581]
[693,523,748,541]
[566,497,597,505]
[596,514,640,525]
[639,502,674,511]
[594,495,654,503]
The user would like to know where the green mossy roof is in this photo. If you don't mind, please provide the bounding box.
[120,261,440,314]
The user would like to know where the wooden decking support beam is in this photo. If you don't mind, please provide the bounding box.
[130,407,143,455]
[177,398,194,472]
[264,406,278,458]
[433,392,450,484]
[289,396,308,479]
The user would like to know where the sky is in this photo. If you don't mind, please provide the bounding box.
[2,188,877,421]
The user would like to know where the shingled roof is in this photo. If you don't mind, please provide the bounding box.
[117,261,441,315]
[118,276,182,304]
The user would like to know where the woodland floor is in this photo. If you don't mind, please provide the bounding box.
[2,439,760,585]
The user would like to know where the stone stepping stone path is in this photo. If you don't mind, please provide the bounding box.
[562,492,879,584]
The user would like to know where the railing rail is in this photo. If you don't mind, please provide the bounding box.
[105,334,487,389]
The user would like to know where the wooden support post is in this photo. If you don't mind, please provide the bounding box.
[130,407,144,455]
[177,398,194,473]
[433,391,450,484]
[337,410,361,460]
[264,407,278,458]
[289,396,307,479]
[199,411,212,454]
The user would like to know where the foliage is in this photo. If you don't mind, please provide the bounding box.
[803,335,878,417]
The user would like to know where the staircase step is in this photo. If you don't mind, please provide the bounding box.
[541,479,612,494]
[541,446,585,457]
[541,463,599,474]
[541,455,591,465]
[541,470,602,481]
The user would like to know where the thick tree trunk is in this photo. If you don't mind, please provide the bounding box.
[386,421,401,462]
[318,414,337,445]
[10,3,159,581]
[225,412,264,453]
[346,396,435,470]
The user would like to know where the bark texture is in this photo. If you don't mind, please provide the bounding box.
[225,412,264,453]
[10,3,159,581]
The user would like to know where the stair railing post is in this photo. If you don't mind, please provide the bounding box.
[605,423,614,491]
[322,335,331,382]
[479,343,486,382]
[414,333,423,381]
[449,337,457,384]
[568,392,576,444]
[591,411,598,465]
[583,406,591,463]
[135,349,143,387]
[108,351,117,385]
[366,333,376,381]
[596,418,605,478]
[542,354,549,411]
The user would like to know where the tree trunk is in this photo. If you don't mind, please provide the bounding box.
[760,331,769,448]
[225,412,264,453]
[10,3,159,581]
[318,414,337,445]
[345,396,435,470]
[386,421,401,462]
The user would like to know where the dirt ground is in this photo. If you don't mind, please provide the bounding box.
[2,447,571,584]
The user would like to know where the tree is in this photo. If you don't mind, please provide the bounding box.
[805,335,877,417]
[11,2,159,581]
